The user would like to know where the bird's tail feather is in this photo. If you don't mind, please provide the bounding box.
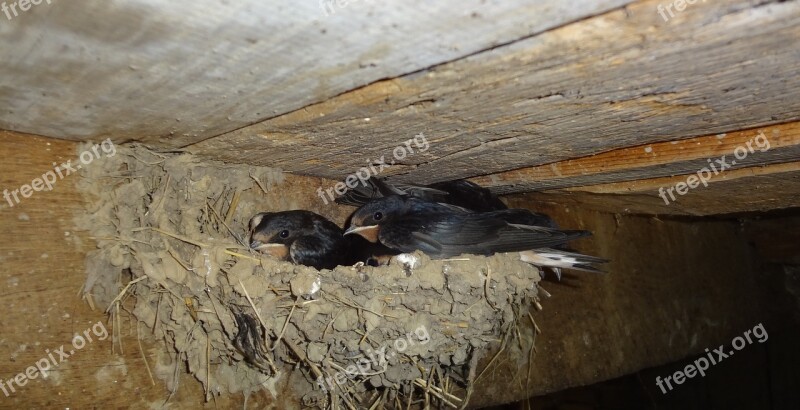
[519,248,608,276]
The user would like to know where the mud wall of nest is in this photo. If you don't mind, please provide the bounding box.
[76,144,543,409]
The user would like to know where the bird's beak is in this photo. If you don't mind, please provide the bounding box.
[250,241,290,260]
[344,225,380,243]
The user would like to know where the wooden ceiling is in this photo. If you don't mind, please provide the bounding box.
[1,0,799,215]
[0,0,631,144]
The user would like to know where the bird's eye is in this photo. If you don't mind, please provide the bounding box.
[373,212,383,221]
[279,230,290,238]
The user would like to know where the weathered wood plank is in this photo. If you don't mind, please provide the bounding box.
[517,162,800,216]
[744,216,800,265]
[471,122,800,194]
[0,0,631,146]
[468,200,767,406]
[191,0,800,186]
[0,131,247,408]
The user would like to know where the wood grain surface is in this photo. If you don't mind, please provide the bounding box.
[190,0,800,185]
[0,0,631,146]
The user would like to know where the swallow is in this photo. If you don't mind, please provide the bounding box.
[344,177,608,280]
[248,210,352,270]
[340,178,596,277]
[344,195,586,256]
[338,177,560,229]
[248,210,395,270]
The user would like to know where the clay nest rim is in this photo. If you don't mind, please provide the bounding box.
[76,144,544,409]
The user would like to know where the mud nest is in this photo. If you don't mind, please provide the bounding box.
[76,144,544,409]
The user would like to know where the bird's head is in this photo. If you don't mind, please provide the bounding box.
[248,211,312,260]
[344,195,405,243]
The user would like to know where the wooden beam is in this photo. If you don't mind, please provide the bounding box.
[0,0,631,146]
[0,131,216,407]
[471,121,800,194]
[563,161,800,194]
[513,162,800,216]
[469,200,770,406]
[743,216,800,265]
[190,0,800,184]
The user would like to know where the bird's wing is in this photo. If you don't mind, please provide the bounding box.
[409,231,444,254]
[388,213,589,258]
[335,177,449,207]
[427,180,508,211]
[334,182,380,207]
[291,235,347,270]
[483,208,560,229]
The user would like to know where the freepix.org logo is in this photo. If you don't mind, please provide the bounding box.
[317,133,429,205]
[2,0,55,21]
[655,323,768,395]
[657,131,770,205]
[316,325,430,392]
[3,139,117,208]
[0,321,109,397]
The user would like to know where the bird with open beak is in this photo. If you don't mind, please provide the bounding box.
[248,210,396,270]
[248,210,353,270]
[344,195,606,275]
